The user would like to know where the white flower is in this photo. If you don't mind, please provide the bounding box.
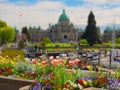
[62,88,69,90]
[72,83,77,88]
[117,83,120,89]
[78,84,83,89]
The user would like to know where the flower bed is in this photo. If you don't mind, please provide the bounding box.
[0,55,120,90]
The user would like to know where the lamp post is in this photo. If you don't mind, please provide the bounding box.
[76,36,80,59]
[98,51,101,66]
[110,50,112,69]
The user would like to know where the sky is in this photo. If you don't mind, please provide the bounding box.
[0,0,120,32]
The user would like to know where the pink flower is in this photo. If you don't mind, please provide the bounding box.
[32,59,37,64]
[59,60,64,65]
[75,59,80,64]
[49,56,54,60]
[51,60,58,66]
[69,61,74,66]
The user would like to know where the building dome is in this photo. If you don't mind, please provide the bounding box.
[58,9,70,25]
[59,9,69,19]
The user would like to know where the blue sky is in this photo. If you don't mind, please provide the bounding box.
[0,0,120,32]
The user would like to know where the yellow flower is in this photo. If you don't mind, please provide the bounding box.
[82,80,87,85]
[86,65,93,71]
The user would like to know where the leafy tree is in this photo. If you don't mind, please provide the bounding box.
[80,39,88,45]
[42,37,51,44]
[0,20,7,28]
[115,38,120,44]
[81,11,100,46]
[0,20,15,44]
[22,26,31,41]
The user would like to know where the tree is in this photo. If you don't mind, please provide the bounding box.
[81,11,100,46]
[18,40,25,49]
[115,38,120,44]
[22,26,31,41]
[42,37,51,44]
[0,20,15,44]
[80,39,88,45]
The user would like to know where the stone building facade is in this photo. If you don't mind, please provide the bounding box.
[28,9,80,43]
[46,9,79,42]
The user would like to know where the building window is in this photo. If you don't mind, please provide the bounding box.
[64,35,67,39]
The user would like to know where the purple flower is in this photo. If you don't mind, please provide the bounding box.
[46,85,52,90]
[89,76,96,81]
[33,82,43,90]
[107,78,119,89]
[84,77,89,81]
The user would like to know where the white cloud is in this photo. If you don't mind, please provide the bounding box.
[0,0,120,33]
[84,0,120,5]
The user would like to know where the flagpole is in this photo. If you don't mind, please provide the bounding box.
[19,13,22,36]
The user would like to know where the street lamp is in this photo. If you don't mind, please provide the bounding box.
[76,36,80,59]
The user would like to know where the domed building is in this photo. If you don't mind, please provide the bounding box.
[46,9,79,42]
[27,9,80,43]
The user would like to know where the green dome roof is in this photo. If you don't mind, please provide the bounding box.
[59,9,69,19]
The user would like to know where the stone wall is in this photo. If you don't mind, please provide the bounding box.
[0,76,34,90]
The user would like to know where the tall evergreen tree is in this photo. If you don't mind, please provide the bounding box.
[81,11,100,46]
[22,26,31,41]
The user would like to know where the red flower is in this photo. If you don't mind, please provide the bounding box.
[96,78,108,85]
[32,81,38,86]
[77,79,84,86]
[44,79,50,83]
[41,61,47,65]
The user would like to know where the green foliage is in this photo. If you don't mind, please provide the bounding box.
[46,43,73,47]
[22,26,31,41]
[18,40,25,49]
[42,37,51,44]
[1,48,24,61]
[0,20,7,28]
[15,61,34,74]
[93,44,102,46]
[81,11,100,46]
[80,39,88,45]
[0,20,15,44]
[39,37,51,47]
[115,38,120,44]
